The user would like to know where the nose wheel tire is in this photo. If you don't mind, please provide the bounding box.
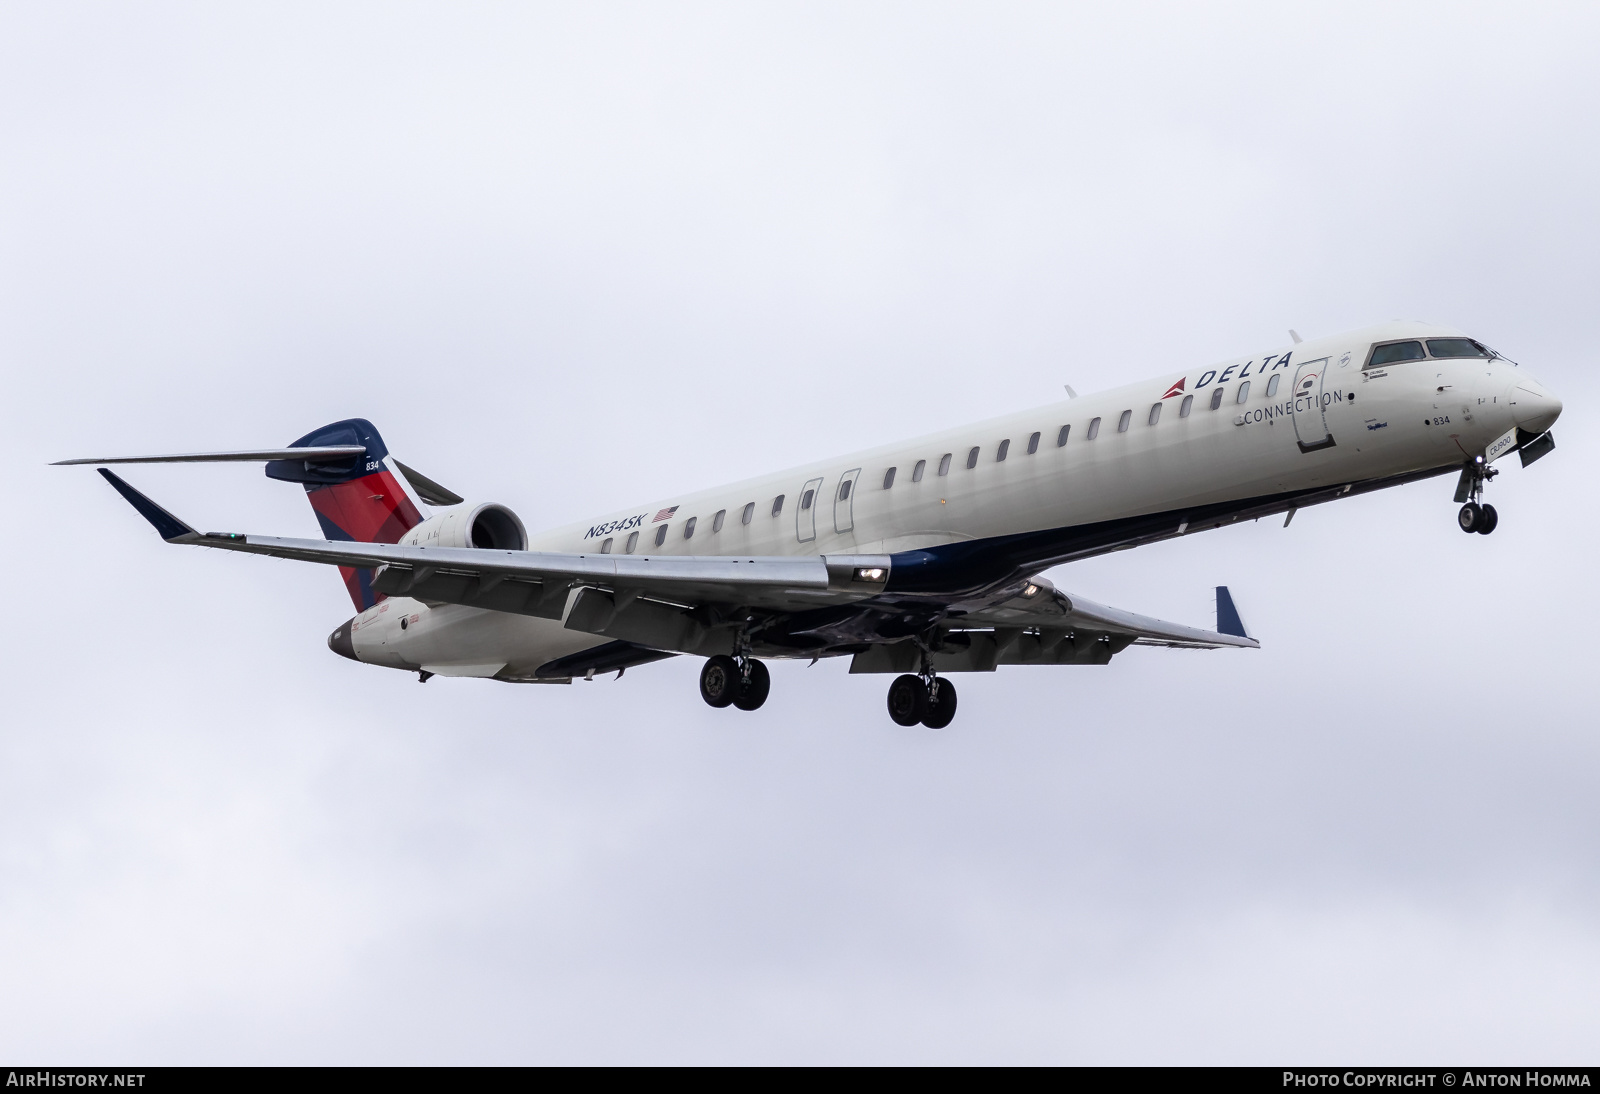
[887,674,929,726]
[1476,503,1498,535]
[921,678,958,729]
[699,655,740,708]
[733,658,771,711]
[1458,502,1483,533]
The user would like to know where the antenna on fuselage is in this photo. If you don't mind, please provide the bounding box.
[1288,330,1303,344]
[1063,384,1078,399]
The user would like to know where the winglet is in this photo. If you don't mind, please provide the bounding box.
[1216,586,1249,638]
[97,468,198,542]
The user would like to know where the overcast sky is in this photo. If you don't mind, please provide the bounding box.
[2,1,1598,1064]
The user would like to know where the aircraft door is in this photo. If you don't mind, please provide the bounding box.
[1290,357,1336,452]
[834,468,861,534]
[797,476,824,543]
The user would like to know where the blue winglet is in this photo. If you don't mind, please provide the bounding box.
[98,468,196,541]
[1216,586,1249,638]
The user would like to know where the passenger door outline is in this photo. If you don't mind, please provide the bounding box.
[796,476,824,543]
[1291,356,1336,453]
[834,468,861,535]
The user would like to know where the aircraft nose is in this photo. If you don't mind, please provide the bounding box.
[327,619,358,661]
[1507,376,1563,434]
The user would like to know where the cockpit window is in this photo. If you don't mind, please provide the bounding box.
[1426,338,1491,359]
[1367,341,1425,367]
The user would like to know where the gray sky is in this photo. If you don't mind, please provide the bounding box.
[2,1,1597,1063]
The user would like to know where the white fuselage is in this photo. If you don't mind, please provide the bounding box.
[348,321,1562,679]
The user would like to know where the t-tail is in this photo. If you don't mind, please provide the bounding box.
[266,419,434,610]
[53,417,464,611]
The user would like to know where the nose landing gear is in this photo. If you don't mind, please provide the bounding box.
[1458,501,1499,534]
[1454,457,1500,535]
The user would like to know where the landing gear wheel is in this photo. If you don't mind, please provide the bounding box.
[1458,502,1484,533]
[921,678,958,729]
[1477,503,1498,535]
[887,674,929,726]
[699,655,740,708]
[733,659,771,711]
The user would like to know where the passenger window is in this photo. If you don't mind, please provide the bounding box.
[883,466,896,489]
[625,531,639,554]
[1427,338,1490,359]
[1027,432,1040,454]
[1057,425,1070,446]
[966,446,980,469]
[1117,410,1131,433]
[838,480,852,501]
[912,459,926,482]
[741,502,755,525]
[1148,403,1161,426]
[713,509,726,533]
[1367,341,1425,367]
[938,453,952,476]
[1266,374,1280,397]
[1179,394,1194,418]
[1210,388,1225,410]
[800,489,814,510]
[600,537,613,554]
[1087,417,1101,439]
[654,524,668,547]
[1236,381,1250,403]
[996,439,1010,461]
[771,495,785,517]
[684,516,696,539]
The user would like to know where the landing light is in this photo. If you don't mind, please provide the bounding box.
[855,567,886,582]
[1023,583,1040,597]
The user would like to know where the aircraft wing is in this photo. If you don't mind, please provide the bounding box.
[97,468,1253,664]
[954,580,1257,649]
[96,467,886,612]
[842,575,1254,675]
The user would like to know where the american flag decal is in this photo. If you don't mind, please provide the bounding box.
[653,506,679,522]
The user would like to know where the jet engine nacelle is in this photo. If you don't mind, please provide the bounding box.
[398,502,527,552]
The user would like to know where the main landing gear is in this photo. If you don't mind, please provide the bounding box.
[1454,456,1500,535]
[699,654,771,712]
[887,673,958,729]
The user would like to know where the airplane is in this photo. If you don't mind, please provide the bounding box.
[57,321,1562,729]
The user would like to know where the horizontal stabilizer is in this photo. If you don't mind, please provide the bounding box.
[1216,585,1249,638]
[394,460,464,506]
[53,445,367,466]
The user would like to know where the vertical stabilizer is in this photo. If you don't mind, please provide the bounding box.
[266,419,424,610]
